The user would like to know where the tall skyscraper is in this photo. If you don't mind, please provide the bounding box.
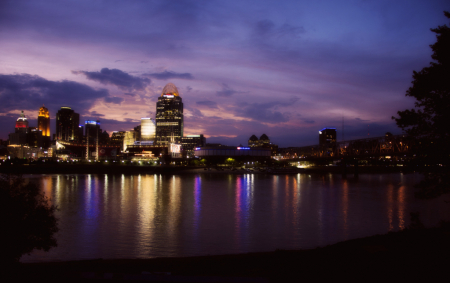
[15,111,29,133]
[56,107,80,141]
[85,120,101,143]
[38,105,50,137]
[9,111,29,145]
[155,83,183,146]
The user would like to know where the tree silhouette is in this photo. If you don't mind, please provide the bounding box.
[393,11,450,198]
[0,174,58,264]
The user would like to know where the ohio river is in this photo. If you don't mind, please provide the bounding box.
[21,173,450,262]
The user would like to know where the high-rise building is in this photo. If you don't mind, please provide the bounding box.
[123,130,138,152]
[9,111,42,147]
[111,131,125,146]
[56,107,80,141]
[15,111,29,133]
[38,105,50,137]
[85,120,101,143]
[140,118,156,142]
[9,111,29,145]
[155,83,183,146]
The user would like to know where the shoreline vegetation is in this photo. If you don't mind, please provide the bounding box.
[0,163,418,175]
[8,224,450,281]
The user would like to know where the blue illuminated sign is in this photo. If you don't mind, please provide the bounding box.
[237,147,250,150]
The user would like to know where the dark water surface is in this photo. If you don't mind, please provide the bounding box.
[21,173,450,262]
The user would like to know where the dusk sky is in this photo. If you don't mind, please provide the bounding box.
[1,0,449,147]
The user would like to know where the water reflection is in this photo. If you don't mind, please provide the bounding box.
[20,173,450,263]
[193,176,202,231]
[341,179,349,238]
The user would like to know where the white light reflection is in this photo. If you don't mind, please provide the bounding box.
[341,179,349,238]
[292,174,301,228]
[167,175,181,247]
[55,175,61,205]
[193,175,202,235]
[136,174,156,256]
[104,174,108,200]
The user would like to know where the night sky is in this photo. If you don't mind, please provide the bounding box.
[1,0,449,147]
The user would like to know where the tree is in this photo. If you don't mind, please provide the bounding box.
[0,174,58,264]
[392,11,450,198]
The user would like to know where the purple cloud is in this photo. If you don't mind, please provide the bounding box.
[73,68,150,91]
[145,71,194,80]
[216,83,247,97]
[196,100,218,108]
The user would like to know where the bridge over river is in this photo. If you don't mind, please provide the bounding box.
[278,134,415,165]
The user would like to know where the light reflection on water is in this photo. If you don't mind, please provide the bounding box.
[21,173,450,262]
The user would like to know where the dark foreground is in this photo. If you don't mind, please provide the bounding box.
[4,225,450,282]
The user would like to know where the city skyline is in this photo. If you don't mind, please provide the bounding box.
[1,1,449,147]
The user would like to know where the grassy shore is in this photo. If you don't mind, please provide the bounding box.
[5,225,450,282]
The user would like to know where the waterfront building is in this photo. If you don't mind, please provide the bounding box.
[247,134,278,155]
[319,128,337,156]
[111,131,125,146]
[56,107,80,141]
[248,135,258,147]
[248,134,270,147]
[140,118,156,142]
[38,105,50,137]
[123,130,138,152]
[181,134,206,157]
[259,134,270,146]
[155,83,183,146]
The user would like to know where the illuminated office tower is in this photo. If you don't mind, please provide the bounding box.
[155,83,183,146]
[123,130,138,152]
[140,117,156,141]
[38,105,50,137]
[56,107,80,141]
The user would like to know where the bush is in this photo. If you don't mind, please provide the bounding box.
[0,174,58,264]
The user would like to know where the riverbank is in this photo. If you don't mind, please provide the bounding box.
[0,163,415,175]
[7,224,450,282]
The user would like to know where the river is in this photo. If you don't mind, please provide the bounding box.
[20,172,450,262]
